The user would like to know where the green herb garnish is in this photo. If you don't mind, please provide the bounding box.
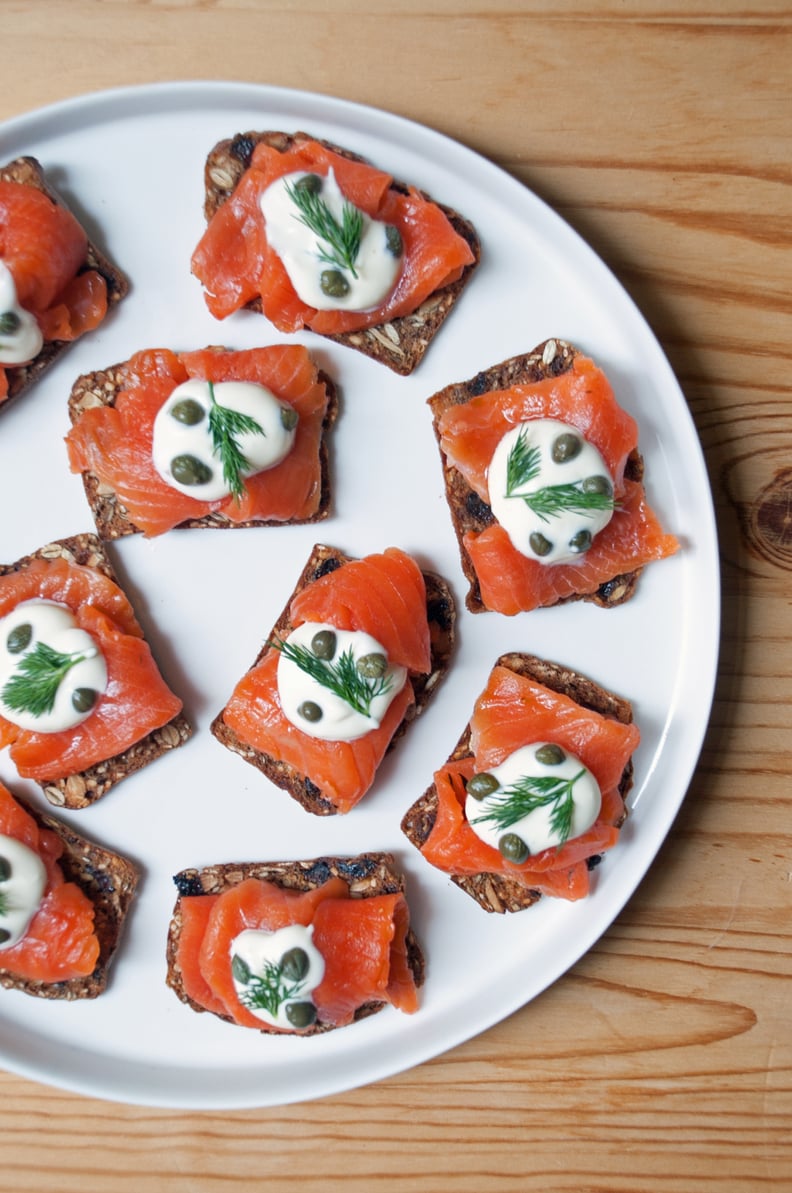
[285,179,364,278]
[1,641,92,719]
[471,769,587,847]
[272,638,393,717]
[206,379,265,503]
[504,426,615,523]
[232,953,305,1019]
[505,426,542,497]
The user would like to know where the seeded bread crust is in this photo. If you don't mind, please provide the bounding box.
[0,533,192,808]
[200,130,481,375]
[166,851,425,1035]
[0,156,128,411]
[0,791,139,1000]
[66,353,339,540]
[211,543,456,815]
[427,337,646,613]
[400,651,635,914]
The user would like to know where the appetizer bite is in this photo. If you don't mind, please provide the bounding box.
[0,156,127,411]
[191,131,480,374]
[65,344,337,539]
[429,338,680,614]
[212,544,455,815]
[401,653,640,912]
[0,534,191,808]
[0,780,138,999]
[166,852,423,1035]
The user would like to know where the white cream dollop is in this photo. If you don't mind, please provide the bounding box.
[230,923,325,1030]
[0,261,44,365]
[0,834,48,951]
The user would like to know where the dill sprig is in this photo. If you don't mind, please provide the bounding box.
[1,641,91,719]
[505,426,542,497]
[272,638,393,717]
[471,769,587,846]
[206,380,265,502]
[231,954,304,1018]
[285,179,364,278]
[504,425,615,524]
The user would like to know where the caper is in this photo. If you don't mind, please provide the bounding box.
[280,947,309,982]
[298,700,323,723]
[231,954,252,984]
[6,622,32,654]
[498,833,530,864]
[535,743,565,766]
[551,432,582,463]
[384,224,403,257]
[285,1000,317,1029]
[0,857,11,882]
[466,772,499,800]
[294,172,322,197]
[582,474,613,497]
[529,531,553,557]
[569,529,592,554]
[311,629,336,660]
[0,929,10,945]
[170,453,213,486]
[320,269,350,298]
[170,398,205,425]
[72,687,99,714]
[0,310,21,336]
[280,405,299,431]
[356,652,387,679]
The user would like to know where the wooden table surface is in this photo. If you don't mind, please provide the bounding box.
[1,2,790,1190]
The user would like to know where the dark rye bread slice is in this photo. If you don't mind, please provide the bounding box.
[66,351,339,540]
[0,791,139,1000]
[428,337,646,613]
[166,851,424,1035]
[401,652,635,914]
[211,543,456,815]
[0,156,128,411]
[200,130,481,375]
[0,533,192,809]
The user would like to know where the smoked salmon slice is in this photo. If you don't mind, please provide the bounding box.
[172,869,420,1032]
[65,345,335,539]
[403,656,640,906]
[0,782,99,983]
[191,136,476,337]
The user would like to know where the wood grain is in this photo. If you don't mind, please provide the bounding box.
[1,2,791,1189]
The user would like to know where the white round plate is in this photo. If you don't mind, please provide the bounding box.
[0,82,719,1109]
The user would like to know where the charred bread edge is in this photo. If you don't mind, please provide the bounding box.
[211,543,456,816]
[66,354,339,540]
[400,651,635,915]
[201,130,481,376]
[166,850,425,1035]
[0,532,192,808]
[0,789,139,1000]
[427,336,646,613]
[0,156,129,411]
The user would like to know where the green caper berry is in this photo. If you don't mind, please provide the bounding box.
[551,432,582,463]
[582,474,613,497]
[535,743,565,766]
[320,269,350,299]
[311,629,336,660]
[0,929,10,945]
[286,1000,317,1029]
[356,652,387,679]
[0,857,11,882]
[466,772,499,800]
[569,529,592,554]
[170,398,205,425]
[280,405,299,431]
[0,311,21,336]
[280,947,310,982]
[498,833,530,864]
[72,687,99,714]
[6,623,32,654]
[171,454,213,486]
[529,531,553,557]
[384,224,403,257]
[294,173,322,197]
[298,700,323,723]
[231,954,252,984]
